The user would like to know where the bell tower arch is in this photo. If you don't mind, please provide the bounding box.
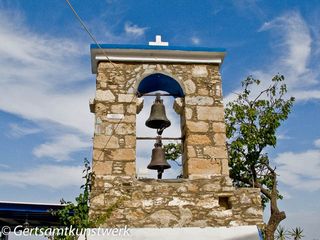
[89,39,263,229]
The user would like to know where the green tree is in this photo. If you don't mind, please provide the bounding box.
[53,159,94,230]
[52,159,118,240]
[225,75,295,240]
[288,227,304,240]
[164,142,183,178]
[164,143,182,164]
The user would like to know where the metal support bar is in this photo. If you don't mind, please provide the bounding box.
[136,137,183,140]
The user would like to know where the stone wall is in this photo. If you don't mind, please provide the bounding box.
[92,62,228,179]
[90,176,264,228]
[90,61,263,228]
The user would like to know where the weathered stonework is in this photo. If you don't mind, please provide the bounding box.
[92,63,228,178]
[90,58,263,228]
[90,176,263,228]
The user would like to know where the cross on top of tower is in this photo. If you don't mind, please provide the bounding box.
[148,35,169,46]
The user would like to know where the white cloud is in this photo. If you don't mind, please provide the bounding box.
[0,164,9,169]
[275,149,320,191]
[225,11,320,104]
[314,138,320,148]
[33,134,91,161]
[260,13,311,74]
[277,133,292,140]
[124,22,147,37]
[191,37,201,45]
[0,164,83,189]
[8,123,41,138]
[0,11,95,135]
[0,9,96,160]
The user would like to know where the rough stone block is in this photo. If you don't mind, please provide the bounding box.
[93,161,113,175]
[148,210,178,227]
[187,134,211,145]
[95,90,115,101]
[93,149,104,161]
[111,104,124,114]
[173,98,184,114]
[118,94,135,102]
[202,183,221,192]
[187,146,196,158]
[136,98,144,114]
[108,149,135,161]
[90,193,105,206]
[168,197,194,206]
[114,123,135,135]
[124,162,136,176]
[125,135,136,148]
[183,79,196,94]
[186,121,209,132]
[197,199,219,209]
[126,104,136,114]
[198,88,209,95]
[185,96,213,105]
[94,103,107,114]
[209,209,233,218]
[221,159,229,175]
[122,115,136,123]
[212,122,226,133]
[105,124,114,135]
[126,208,145,221]
[94,135,119,149]
[192,66,208,77]
[185,107,193,120]
[245,207,263,216]
[187,158,221,175]
[197,106,225,121]
[213,133,227,145]
[203,146,228,159]
[239,193,252,204]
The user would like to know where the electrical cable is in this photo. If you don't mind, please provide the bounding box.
[65,0,115,67]
[64,0,142,162]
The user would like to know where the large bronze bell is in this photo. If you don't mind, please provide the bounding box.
[147,136,171,179]
[145,94,171,132]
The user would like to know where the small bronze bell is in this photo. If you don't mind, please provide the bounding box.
[145,94,171,134]
[147,136,171,179]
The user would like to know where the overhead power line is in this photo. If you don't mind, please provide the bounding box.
[64,0,141,160]
[65,0,115,67]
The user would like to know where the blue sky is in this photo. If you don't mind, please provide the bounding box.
[0,0,319,239]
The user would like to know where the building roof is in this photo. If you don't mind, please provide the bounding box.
[90,43,226,74]
[0,201,66,228]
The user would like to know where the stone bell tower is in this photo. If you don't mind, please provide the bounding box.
[89,36,263,230]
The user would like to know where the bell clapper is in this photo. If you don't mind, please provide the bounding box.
[157,126,165,136]
[157,168,164,179]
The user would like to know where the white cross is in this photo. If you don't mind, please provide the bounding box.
[148,35,169,46]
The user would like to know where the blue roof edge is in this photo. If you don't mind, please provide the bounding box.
[90,44,226,53]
